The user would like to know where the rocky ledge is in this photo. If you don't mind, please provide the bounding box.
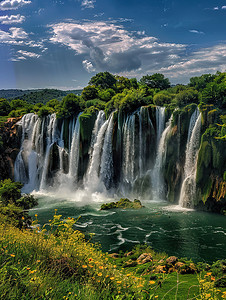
[100,198,144,210]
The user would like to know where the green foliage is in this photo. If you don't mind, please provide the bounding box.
[98,88,115,102]
[85,99,105,109]
[89,72,117,89]
[0,179,38,210]
[0,179,22,205]
[189,74,216,91]
[81,85,99,101]
[140,73,170,90]
[113,88,151,113]
[175,88,199,107]
[115,75,133,92]
[46,98,60,109]
[37,106,54,118]
[153,91,173,106]
[10,99,28,110]
[57,94,81,118]
[16,194,38,210]
[0,98,11,116]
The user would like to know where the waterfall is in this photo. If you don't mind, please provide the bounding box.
[14,107,204,204]
[68,113,82,180]
[122,114,136,186]
[179,109,202,208]
[156,107,166,146]
[85,112,113,193]
[14,113,39,187]
[100,114,114,189]
[138,107,154,176]
[151,115,172,199]
[39,114,58,191]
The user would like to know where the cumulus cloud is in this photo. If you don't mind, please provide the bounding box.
[0,14,25,24]
[0,27,28,44]
[82,59,95,72]
[0,0,31,11]
[81,0,95,9]
[0,26,46,53]
[48,19,226,82]
[159,44,226,81]
[49,20,186,73]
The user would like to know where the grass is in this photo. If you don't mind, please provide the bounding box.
[0,212,225,299]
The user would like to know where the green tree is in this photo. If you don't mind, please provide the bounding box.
[0,98,11,116]
[189,74,215,91]
[0,179,22,206]
[115,76,132,92]
[201,81,226,108]
[98,88,115,102]
[10,99,28,110]
[175,89,199,106]
[140,73,170,90]
[89,72,117,89]
[81,85,98,101]
[46,99,60,109]
[153,92,173,106]
[57,94,81,118]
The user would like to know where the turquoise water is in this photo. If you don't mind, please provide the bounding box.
[30,194,226,264]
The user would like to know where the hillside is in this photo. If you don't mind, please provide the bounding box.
[0,89,82,104]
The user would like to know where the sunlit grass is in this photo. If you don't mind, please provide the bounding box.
[0,211,225,299]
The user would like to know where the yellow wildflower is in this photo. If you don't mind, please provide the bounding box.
[82,265,87,268]
[110,277,115,280]
[117,281,122,284]
[97,273,102,276]
[149,281,155,285]
[10,254,15,257]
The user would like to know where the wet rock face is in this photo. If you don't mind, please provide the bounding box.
[0,118,21,180]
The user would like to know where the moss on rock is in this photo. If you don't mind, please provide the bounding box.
[100,198,144,210]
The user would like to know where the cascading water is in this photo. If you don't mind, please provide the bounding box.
[85,112,114,193]
[156,107,166,146]
[122,114,136,187]
[14,107,203,205]
[151,115,172,199]
[179,108,202,208]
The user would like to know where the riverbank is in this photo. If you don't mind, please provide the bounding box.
[0,212,225,299]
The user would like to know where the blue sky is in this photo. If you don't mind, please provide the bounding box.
[0,0,226,89]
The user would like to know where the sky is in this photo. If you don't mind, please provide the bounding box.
[0,0,226,90]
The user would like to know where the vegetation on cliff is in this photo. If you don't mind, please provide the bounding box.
[0,70,225,211]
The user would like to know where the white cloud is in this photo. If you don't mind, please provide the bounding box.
[158,44,226,81]
[222,6,226,9]
[81,0,95,9]
[0,27,46,51]
[49,20,186,73]
[189,29,204,34]
[0,14,25,24]
[0,0,31,11]
[82,59,95,72]
[17,50,41,58]
[0,27,28,44]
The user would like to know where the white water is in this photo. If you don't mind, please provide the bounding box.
[151,115,172,199]
[179,109,202,208]
[85,112,114,193]
[14,107,202,206]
